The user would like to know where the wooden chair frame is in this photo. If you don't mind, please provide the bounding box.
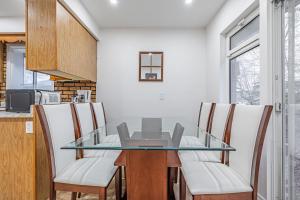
[90,102,108,135]
[197,102,216,134]
[36,105,122,200]
[180,105,273,200]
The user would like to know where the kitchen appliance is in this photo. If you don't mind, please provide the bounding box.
[39,91,61,105]
[6,90,61,113]
[76,90,91,103]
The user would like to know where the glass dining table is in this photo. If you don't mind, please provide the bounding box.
[61,117,235,200]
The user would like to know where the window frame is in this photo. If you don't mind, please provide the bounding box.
[226,9,260,103]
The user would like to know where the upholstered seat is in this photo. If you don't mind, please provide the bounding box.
[55,157,117,187]
[181,161,252,195]
[179,151,220,162]
[83,144,121,160]
[103,134,121,144]
[179,136,204,147]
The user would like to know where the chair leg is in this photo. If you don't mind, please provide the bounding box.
[115,167,122,200]
[174,167,179,183]
[50,190,56,200]
[50,183,56,200]
[168,168,176,200]
[71,192,77,200]
[99,188,106,200]
[180,170,186,200]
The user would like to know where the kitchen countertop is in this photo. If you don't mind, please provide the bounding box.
[0,111,33,118]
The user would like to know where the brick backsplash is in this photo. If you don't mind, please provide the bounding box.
[0,44,7,104]
[55,80,96,102]
[0,43,97,105]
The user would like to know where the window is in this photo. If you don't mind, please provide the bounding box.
[6,45,54,91]
[227,12,260,105]
[23,55,54,90]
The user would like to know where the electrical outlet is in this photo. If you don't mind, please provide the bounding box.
[25,121,33,134]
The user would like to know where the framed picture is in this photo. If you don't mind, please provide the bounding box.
[139,51,163,82]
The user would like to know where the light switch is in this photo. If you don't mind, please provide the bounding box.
[26,121,33,134]
[159,93,165,101]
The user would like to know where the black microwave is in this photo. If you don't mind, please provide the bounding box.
[6,89,37,113]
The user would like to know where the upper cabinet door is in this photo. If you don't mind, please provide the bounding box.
[26,0,97,82]
[56,3,97,81]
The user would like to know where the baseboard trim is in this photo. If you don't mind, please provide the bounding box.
[258,193,266,200]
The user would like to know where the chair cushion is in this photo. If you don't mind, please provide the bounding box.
[54,157,117,187]
[179,151,220,163]
[180,136,204,147]
[181,161,253,195]
[84,149,121,160]
[103,134,120,144]
[83,135,121,159]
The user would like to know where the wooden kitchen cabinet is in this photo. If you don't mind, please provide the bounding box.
[26,0,97,81]
[0,110,50,200]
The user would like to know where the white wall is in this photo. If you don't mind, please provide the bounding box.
[205,0,258,102]
[0,17,24,33]
[97,28,207,126]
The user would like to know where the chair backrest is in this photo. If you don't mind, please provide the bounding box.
[210,104,235,162]
[198,102,215,132]
[117,122,130,146]
[36,104,77,178]
[73,103,95,137]
[227,105,272,190]
[210,104,231,140]
[172,123,184,147]
[141,118,162,133]
[91,102,107,135]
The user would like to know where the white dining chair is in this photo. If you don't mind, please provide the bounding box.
[179,104,234,163]
[91,102,107,135]
[117,122,130,146]
[36,104,122,200]
[180,102,215,147]
[141,118,162,133]
[179,105,273,200]
[91,102,120,144]
[172,123,185,147]
[73,103,120,159]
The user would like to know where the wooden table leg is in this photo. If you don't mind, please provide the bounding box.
[125,150,168,200]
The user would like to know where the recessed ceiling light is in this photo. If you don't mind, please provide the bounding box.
[110,0,118,5]
[185,0,193,5]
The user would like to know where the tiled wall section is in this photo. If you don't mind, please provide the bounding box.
[54,81,96,102]
[0,44,7,104]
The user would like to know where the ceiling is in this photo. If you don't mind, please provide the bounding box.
[80,0,226,28]
[0,0,25,17]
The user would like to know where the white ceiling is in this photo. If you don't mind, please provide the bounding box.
[80,0,226,28]
[0,0,25,17]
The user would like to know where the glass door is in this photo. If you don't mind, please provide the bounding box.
[283,0,300,199]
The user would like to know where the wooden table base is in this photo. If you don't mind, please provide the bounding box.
[115,150,181,200]
[126,150,167,200]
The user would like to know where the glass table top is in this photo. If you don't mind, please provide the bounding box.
[61,117,235,151]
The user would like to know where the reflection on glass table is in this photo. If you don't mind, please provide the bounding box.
[61,117,235,151]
